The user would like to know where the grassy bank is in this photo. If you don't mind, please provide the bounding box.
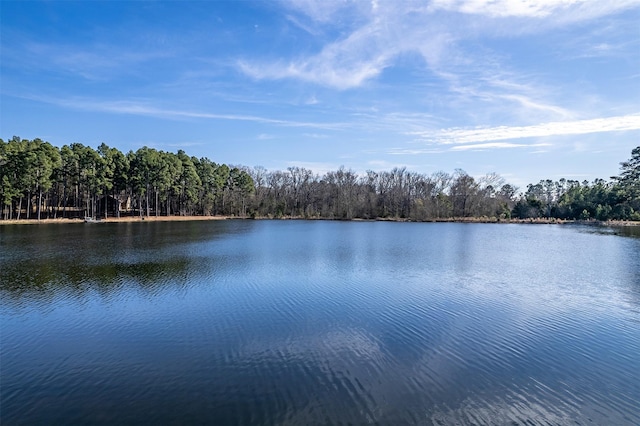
[2,215,638,226]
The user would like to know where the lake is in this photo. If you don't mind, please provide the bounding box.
[1,220,639,425]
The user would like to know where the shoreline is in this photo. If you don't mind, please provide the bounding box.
[1,215,638,227]
[0,215,232,226]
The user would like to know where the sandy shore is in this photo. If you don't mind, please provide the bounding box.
[0,215,234,225]
[1,215,638,226]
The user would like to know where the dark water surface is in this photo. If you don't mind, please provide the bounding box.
[2,221,639,425]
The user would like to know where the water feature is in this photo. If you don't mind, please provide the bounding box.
[2,220,639,424]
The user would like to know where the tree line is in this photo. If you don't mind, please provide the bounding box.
[1,137,638,222]
[0,137,253,220]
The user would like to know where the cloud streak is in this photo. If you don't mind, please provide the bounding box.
[410,114,640,145]
[24,95,348,130]
[428,0,625,18]
[450,142,551,151]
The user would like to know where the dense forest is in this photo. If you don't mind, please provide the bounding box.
[1,137,638,222]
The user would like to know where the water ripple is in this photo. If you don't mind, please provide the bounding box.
[2,221,639,425]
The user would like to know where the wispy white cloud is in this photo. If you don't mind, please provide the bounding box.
[436,74,577,124]
[566,39,640,60]
[451,142,551,151]
[239,0,640,92]
[388,148,447,155]
[285,14,323,36]
[281,0,365,23]
[16,42,170,81]
[231,0,640,159]
[429,0,640,19]
[237,34,394,90]
[238,2,439,89]
[429,0,584,18]
[497,94,573,119]
[26,95,347,130]
[410,114,640,145]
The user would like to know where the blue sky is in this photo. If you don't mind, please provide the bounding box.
[2,0,639,188]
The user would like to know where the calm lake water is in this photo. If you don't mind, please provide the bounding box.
[1,221,639,425]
